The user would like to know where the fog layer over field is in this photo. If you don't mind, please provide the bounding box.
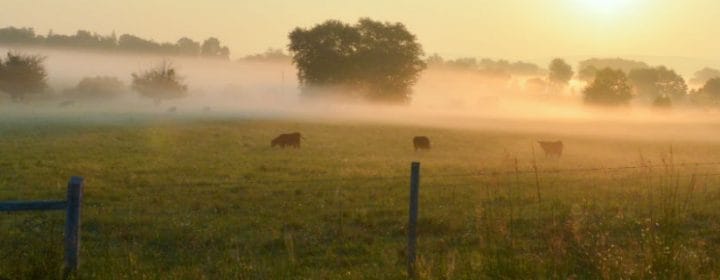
[2,48,720,143]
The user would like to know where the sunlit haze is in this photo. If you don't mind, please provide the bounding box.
[2,0,720,61]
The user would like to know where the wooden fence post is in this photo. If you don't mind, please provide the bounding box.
[408,162,420,278]
[64,176,83,278]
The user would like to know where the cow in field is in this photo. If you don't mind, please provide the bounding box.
[538,141,563,158]
[271,132,303,148]
[413,136,431,151]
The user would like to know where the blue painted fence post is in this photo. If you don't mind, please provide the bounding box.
[408,162,420,278]
[64,176,83,278]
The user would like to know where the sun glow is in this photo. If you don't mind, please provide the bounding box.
[578,0,632,16]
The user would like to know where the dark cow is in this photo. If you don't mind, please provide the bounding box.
[271,132,303,148]
[538,141,563,158]
[413,136,431,151]
[166,106,177,113]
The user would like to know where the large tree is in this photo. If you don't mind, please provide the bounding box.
[0,52,47,102]
[583,68,633,106]
[288,18,426,103]
[131,61,187,105]
[627,66,687,102]
[548,58,573,86]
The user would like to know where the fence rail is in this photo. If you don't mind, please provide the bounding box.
[0,176,84,279]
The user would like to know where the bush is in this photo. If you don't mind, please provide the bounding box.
[131,61,187,105]
[64,76,125,100]
[0,52,47,102]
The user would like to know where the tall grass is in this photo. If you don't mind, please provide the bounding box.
[1,118,720,278]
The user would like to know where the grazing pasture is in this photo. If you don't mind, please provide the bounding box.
[2,116,720,279]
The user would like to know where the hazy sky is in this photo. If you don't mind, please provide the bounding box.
[2,0,720,61]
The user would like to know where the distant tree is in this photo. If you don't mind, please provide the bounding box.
[689,67,720,86]
[425,53,444,67]
[64,76,125,100]
[288,18,426,103]
[0,52,47,102]
[201,37,230,59]
[627,66,687,102]
[429,56,542,76]
[242,48,291,62]
[578,58,649,75]
[0,27,40,44]
[578,65,598,82]
[548,58,573,86]
[583,68,633,106]
[131,61,187,105]
[525,77,548,93]
[507,61,542,76]
[689,78,720,106]
[118,34,159,52]
[0,26,231,59]
[652,95,672,109]
[445,57,478,70]
[700,78,720,97]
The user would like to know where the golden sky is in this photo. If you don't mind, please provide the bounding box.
[2,0,719,61]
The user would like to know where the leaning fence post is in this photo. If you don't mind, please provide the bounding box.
[64,176,83,278]
[408,162,420,278]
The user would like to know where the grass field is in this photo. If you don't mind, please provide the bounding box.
[2,115,720,279]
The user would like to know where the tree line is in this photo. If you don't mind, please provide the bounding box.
[0,26,230,59]
[426,55,544,77]
[3,18,720,110]
[0,52,187,105]
[547,57,720,107]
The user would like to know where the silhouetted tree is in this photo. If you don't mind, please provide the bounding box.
[628,66,687,102]
[428,56,543,76]
[652,95,672,109]
[201,37,230,59]
[288,18,425,103]
[578,58,649,75]
[578,65,598,82]
[118,34,160,52]
[176,37,201,56]
[242,48,291,62]
[548,58,573,86]
[131,61,187,105]
[525,77,548,94]
[0,27,40,44]
[446,57,478,70]
[0,52,47,102]
[583,68,633,106]
[0,26,230,59]
[425,53,444,67]
[64,76,125,100]
[690,67,720,86]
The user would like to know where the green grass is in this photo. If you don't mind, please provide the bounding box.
[2,116,720,279]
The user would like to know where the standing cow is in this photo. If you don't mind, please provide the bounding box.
[413,136,431,151]
[537,141,563,158]
[271,132,304,148]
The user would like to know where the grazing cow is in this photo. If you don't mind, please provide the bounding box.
[538,141,563,158]
[167,106,177,113]
[271,132,303,148]
[413,136,431,151]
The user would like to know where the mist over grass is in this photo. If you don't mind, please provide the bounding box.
[2,47,720,144]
